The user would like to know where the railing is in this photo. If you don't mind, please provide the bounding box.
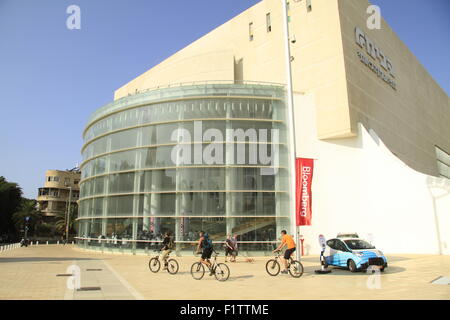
[0,243,20,252]
[85,80,287,135]
[123,80,286,97]
[74,237,278,254]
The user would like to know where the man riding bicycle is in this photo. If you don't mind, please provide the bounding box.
[196,231,215,275]
[160,231,174,270]
[273,230,296,274]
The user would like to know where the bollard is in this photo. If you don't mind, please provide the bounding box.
[57,241,59,245]
[36,241,39,245]
[46,241,49,245]
[30,241,33,246]
[72,241,74,245]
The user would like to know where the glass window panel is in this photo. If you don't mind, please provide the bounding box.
[110,129,138,151]
[93,176,105,195]
[227,217,277,242]
[81,162,92,179]
[155,146,176,167]
[92,157,106,176]
[107,195,133,216]
[155,123,178,145]
[139,171,152,192]
[178,168,225,190]
[179,217,226,241]
[88,219,102,238]
[109,150,137,172]
[158,194,176,216]
[141,126,156,146]
[151,169,176,191]
[93,197,103,216]
[230,192,260,216]
[140,148,156,168]
[179,192,225,217]
[113,218,133,238]
[92,137,108,157]
[147,218,176,238]
[108,172,135,194]
[229,167,280,190]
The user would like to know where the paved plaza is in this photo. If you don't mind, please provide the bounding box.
[0,245,449,300]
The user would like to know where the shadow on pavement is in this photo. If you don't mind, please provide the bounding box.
[303,265,406,276]
[0,257,97,263]
[384,256,412,262]
[301,256,411,263]
[228,275,255,281]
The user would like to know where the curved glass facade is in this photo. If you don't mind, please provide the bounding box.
[77,83,292,253]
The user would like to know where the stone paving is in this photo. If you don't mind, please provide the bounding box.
[0,245,449,300]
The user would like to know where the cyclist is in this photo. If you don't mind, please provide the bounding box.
[273,230,296,274]
[160,231,174,270]
[196,231,214,275]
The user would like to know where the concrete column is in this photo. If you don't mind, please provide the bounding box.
[101,136,112,238]
[225,101,234,237]
[132,133,142,252]
[150,170,162,237]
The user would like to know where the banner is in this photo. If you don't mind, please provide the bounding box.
[296,158,314,226]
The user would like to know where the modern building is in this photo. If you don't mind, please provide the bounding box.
[77,0,450,255]
[37,169,80,221]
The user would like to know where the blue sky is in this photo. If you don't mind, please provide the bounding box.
[0,0,449,199]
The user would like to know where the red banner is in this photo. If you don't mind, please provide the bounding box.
[296,158,314,226]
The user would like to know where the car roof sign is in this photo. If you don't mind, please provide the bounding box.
[318,234,326,250]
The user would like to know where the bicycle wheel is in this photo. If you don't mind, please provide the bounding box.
[265,259,280,276]
[148,257,161,273]
[167,259,179,275]
[190,262,205,280]
[214,263,230,282]
[288,260,304,278]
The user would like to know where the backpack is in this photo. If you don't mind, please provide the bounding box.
[202,234,213,249]
[167,237,175,250]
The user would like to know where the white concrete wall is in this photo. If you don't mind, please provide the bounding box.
[294,93,450,255]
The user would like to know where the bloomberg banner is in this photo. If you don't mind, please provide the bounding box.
[296,158,314,226]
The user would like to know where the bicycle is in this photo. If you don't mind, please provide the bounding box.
[190,252,230,282]
[265,250,304,278]
[148,250,179,275]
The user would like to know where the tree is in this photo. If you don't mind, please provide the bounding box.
[54,203,78,237]
[12,198,42,238]
[0,176,23,239]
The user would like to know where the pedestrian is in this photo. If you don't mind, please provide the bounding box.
[224,234,237,262]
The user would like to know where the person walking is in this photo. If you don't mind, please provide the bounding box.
[224,234,237,262]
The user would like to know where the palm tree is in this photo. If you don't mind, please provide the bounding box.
[54,204,78,237]
[12,198,41,238]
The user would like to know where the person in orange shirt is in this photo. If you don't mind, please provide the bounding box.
[273,230,296,274]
